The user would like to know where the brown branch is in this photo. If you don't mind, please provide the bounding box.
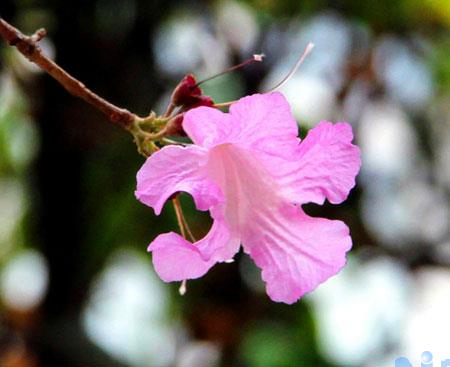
[0,18,137,128]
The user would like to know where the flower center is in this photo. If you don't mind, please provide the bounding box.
[207,143,282,233]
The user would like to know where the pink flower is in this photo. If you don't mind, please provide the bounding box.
[136,92,361,304]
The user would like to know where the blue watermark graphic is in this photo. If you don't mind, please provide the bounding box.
[395,351,450,367]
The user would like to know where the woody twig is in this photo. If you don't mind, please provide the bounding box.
[0,18,137,128]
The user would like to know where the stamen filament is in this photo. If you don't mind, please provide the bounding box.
[212,44,314,109]
[195,54,265,87]
[266,42,314,92]
[213,100,236,108]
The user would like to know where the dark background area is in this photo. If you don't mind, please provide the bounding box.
[0,0,449,366]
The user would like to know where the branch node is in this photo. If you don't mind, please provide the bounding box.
[31,28,47,43]
[9,36,21,46]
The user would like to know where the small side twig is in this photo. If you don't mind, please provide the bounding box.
[172,196,196,243]
[0,18,137,128]
[172,195,196,296]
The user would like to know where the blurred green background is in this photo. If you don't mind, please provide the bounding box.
[0,0,449,366]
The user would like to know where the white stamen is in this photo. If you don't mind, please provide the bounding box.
[253,54,265,62]
[179,279,187,295]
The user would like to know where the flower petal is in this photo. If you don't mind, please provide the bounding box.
[197,205,241,262]
[206,139,353,303]
[228,92,300,157]
[148,232,215,281]
[183,92,300,154]
[277,121,361,205]
[242,204,352,304]
[148,210,239,281]
[183,107,239,148]
[135,145,223,215]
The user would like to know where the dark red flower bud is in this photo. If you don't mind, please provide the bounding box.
[164,113,186,136]
[166,75,216,136]
[183,95,214,110]
[170,74,203,107]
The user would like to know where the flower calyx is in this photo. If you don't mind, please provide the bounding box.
[127,74,215,156]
